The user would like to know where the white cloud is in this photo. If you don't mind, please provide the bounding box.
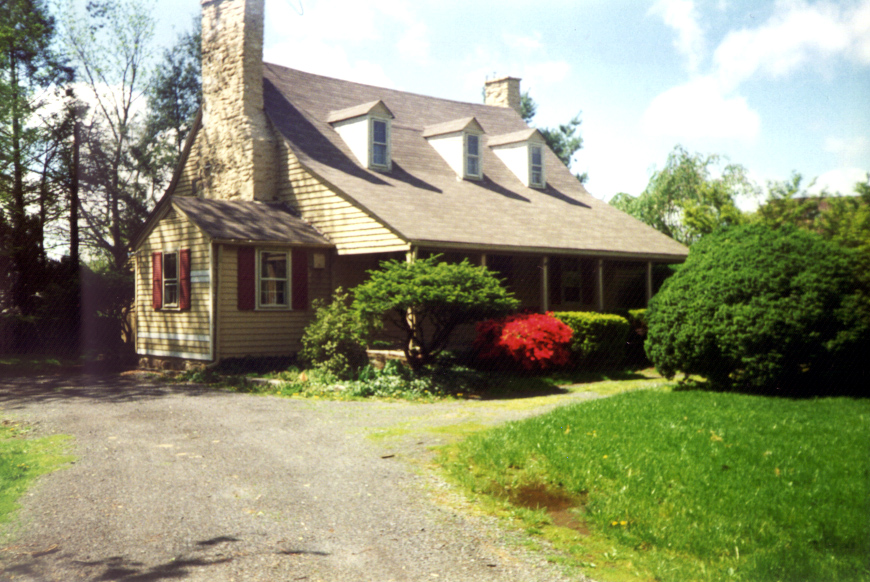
[713,0,870,90]
[396,22,431,63]
[503,31,544,51]
[824,136,870,166]
[649,0,705,72]
[264,38,395,88]
[810,167,869,194]
[642,76,760,141]
[263,0,431,77]
[523,61,572,86]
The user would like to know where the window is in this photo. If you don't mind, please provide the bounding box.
[466,133,481,178]
[371,118,389,168]
[151,249,190,310]
[530,144,544,187]
[163,252,179,306]
[259,250,289,307]
[560,258,595,306]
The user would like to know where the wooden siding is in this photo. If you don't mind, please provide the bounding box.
[172,135,200,197]
[216,245,331,359]
[275,141,408,255]
[136,212,211,360]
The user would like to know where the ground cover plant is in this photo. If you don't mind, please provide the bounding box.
[440,389,870,582]
[0,420,72,525]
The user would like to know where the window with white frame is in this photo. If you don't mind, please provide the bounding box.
[465,133,481,178]
[530,144,544,187]
[371,118,389,168]
[258,250,289,307]
[163,252,179,307]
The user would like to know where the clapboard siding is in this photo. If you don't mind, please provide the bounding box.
[172,132,200,197]
[276,141,408,255]
[136,213,211,359]
[216,244,331,359]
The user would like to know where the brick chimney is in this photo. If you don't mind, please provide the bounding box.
[198,0,274,201]
[484,76,522,116]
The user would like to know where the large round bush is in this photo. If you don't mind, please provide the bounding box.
[646,223,869,393]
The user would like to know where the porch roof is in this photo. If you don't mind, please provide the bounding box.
[173,198,331,246]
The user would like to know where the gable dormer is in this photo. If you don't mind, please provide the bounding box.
[422,117,485,180]
[327,100,394,171]
[488,129,547,189]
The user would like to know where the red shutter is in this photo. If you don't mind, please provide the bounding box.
[237,247,256,311]
[292,249,309,311]
[152,252,163,310]
[179,249,191,310]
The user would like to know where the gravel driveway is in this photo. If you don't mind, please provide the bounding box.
[0,374,600,582]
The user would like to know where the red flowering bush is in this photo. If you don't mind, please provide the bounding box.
[474,312,574,371]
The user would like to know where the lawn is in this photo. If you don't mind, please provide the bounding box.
[0,420,73,525]
[439,388,870,582]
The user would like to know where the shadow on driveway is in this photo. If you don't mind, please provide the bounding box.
[0,373,224,410]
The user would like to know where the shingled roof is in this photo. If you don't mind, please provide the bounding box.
[262,64,688,260]
[173,198,330,246]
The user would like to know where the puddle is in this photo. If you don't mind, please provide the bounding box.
[507,484,590,535]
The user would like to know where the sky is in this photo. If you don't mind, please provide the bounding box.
[148,0,870,206]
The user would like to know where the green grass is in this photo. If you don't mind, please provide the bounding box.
[439,389,870,582]
[0,420,73,525]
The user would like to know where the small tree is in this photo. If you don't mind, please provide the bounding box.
[353,256,519,371]
[645,223,870,394]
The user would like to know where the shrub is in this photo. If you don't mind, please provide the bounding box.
[300,288,371,380]
[474,312,573,371]
[552,311,630,370]
[353,256,518,371]
[646,223,870,393]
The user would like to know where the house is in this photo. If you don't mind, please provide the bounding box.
[131,0,688,369]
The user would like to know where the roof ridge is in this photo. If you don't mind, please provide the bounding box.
[263,61,515,115]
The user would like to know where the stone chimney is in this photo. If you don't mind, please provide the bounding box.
[198,0,274,201]
[484,76,522,116]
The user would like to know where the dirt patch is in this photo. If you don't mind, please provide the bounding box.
[507,484,590,535]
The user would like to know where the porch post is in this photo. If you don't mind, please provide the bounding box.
[646,261,653,306]
[597,259,605,312]
[541,256,549,313]
[480,253,487,267]
[406,246,417,264]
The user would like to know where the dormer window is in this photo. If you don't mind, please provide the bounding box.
[423,117,485,181]
[371,118,389,168]
[489,128,547,189]
[530,144,544,187]
[327,100,394,171]
[466,134,481,178]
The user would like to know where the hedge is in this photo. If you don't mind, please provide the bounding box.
[552,311,630,370]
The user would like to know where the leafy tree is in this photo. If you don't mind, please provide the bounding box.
[753,172,823,230]
[515,90,586,183]
[134,18,201,193]
[353,256,519,371]
[519,90,536,123]
[818,175,870,255]
[645,223,870,394]
[755,172,870,258]
[60,0,155,270]
[0,0,72,316]
[610,145,751,245]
